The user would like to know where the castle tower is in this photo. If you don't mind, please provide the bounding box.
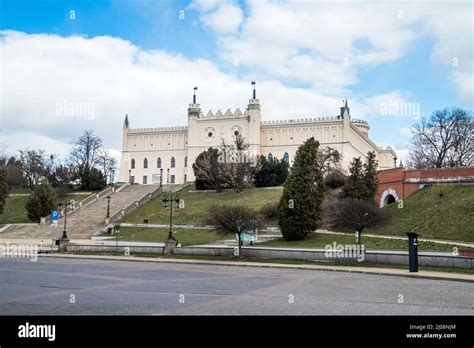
[118,114,130,182]
[247,81,261,158]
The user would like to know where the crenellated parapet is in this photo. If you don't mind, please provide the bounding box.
[128,126,188,133]
[261,116,342,126]
[200,108,249,119]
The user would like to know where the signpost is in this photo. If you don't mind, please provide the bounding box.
[51,210,59,251]
[237,230,258,246]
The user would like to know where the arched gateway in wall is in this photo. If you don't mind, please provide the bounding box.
[379,188,400,207]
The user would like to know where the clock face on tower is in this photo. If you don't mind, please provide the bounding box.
[204,127,216,142]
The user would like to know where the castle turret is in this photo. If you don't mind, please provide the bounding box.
[188,86,201,118]
[247,81,261,156]
[119,114,130,182]
[340,99,350,119]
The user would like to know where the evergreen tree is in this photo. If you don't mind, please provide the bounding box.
[340,157,366,199]
[277,137,324,241]
[363,151,379,201]
[25,180,58,222]
[192,148,224,191]
[254,155,289,187]
[0,168,9,214]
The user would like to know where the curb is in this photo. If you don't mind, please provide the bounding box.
[38,253,474,283]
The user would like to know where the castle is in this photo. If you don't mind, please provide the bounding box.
[118,86,397,185]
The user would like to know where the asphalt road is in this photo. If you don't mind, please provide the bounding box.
[0,257,472,315]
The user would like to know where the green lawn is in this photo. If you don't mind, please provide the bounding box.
[122,187,283,225]
[259,232,473,252]
[0,195,31,223]
[105,227,233,246]
[365,185,474,242]
[0,193,92,224]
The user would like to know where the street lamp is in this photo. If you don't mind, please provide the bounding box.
[57,201,72,240]
[160,168,163,189]
[106,196,111,219]
[110,169,115,186]
[162,193,180,241]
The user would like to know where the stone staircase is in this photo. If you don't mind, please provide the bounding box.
[0,184,170,240]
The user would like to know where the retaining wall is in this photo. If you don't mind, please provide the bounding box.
[63,244,473,269]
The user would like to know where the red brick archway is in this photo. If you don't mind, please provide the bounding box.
[375,167,474,207]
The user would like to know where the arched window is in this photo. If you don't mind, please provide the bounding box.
[171,157,176,168]
[131,159,135,169]
[184,156,188,167]
[283,152,289,162]
[157,157,161,168]
[143,158,148,169]
[268,153,273,161]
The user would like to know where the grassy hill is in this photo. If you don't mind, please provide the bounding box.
[0,192,92,224]
[122,184,473,243]
[122,187,283,225]
[366,184,474,242]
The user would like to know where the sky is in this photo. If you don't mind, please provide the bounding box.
[0,0,473,164]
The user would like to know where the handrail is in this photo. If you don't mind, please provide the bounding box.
[104,183,189,225]
[40,185,119,224]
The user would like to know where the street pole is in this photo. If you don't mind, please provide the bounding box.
[51,224,56,251]
[106,196,111,219]
[62,203,68,240]
[169,194,173,240]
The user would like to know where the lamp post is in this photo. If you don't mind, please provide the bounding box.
[106,196,111,219]
[110,169,115,186]
[160,168,163,189]
[57,201,72,240]
[162,193,180,241]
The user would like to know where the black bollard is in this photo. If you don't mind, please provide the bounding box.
[406,232,419,272]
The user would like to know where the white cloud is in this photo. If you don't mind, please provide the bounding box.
[0,31,413,160]
[190,0,473,104]
[189,0,243,34]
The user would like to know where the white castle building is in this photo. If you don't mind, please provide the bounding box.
[118,86,397,185]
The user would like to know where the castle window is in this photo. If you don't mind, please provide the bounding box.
[283,152,289,162]
[143,158,148,169]
[157,157,161,168]
[234,130,239,136]
[184,156,188,167]
[208,132,213,138]
[171,157,176,168]
[268,153,273,161]
[131,159,135,169]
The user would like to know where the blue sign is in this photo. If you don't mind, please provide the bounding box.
[51,210,59,221]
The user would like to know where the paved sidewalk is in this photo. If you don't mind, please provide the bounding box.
[39,253,474,283]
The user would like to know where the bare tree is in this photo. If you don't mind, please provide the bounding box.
[323,198,390,243]
[408,108,473,169]
[204,203,258,257]
[317,147,342,175]
[69,131,104,190]
[98,149,117,184]
[19,149,45,188]
[218,134,255,193]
